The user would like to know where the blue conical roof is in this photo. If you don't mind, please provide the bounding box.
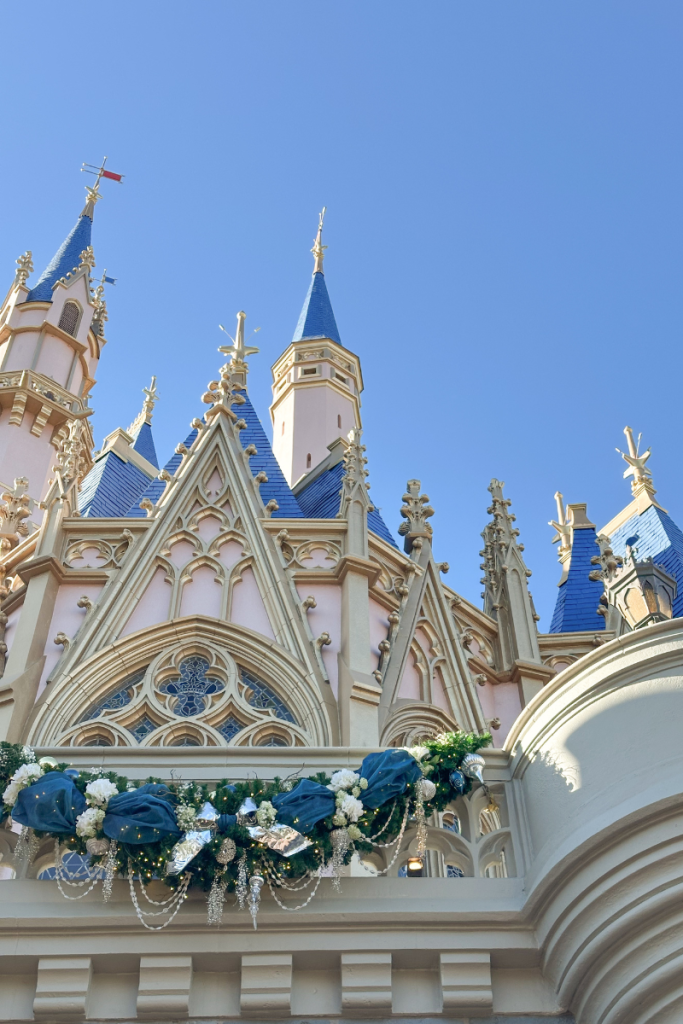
[293,272,341,344]
[26,212,93,303]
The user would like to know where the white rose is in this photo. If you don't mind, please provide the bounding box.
[347,824,362,841]
[85,778,119,807]
[338,793,364,823]
[2,781,21,807]
[328,769,360,793]
[76,807,105,838]
[408,745,430,762]
[14,762,43,785]
[332,812,347,827]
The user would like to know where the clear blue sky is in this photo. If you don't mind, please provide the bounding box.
[2,2,682,627]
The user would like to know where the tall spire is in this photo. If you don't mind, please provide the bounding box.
[27,159,123,303]
[292,208,341,345]
[616,425,655,497]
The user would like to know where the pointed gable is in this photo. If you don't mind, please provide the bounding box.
[127,393,303,519]
[293,272,341,344]
[26,214,93,303]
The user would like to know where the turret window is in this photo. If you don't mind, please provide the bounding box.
[58,300,81,337]
[337,415,342,429]
[306,453,312,468]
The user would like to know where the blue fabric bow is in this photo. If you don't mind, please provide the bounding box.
[11,771,86,835]
[103,783,180,845]
[358,749,422,808]
[272,779,336,833]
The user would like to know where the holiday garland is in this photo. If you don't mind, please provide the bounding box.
[1,731,490,928]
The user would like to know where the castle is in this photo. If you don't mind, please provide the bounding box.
[0,175,681,1024]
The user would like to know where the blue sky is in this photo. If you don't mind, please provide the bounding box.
[2,2,682,627]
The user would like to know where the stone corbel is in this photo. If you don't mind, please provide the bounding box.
[333,554,381,588]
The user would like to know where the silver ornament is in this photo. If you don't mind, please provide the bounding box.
[247,823,311,858]
[460,752,486,785]
[216,837,236,865]
[86,837,110,857]
[194,801,219,832]
[248,873,264,930]
[165,830,212,874]
[419,778,436,801]
[38,756,58,769]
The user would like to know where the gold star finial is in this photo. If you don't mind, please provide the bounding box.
[218,312,260,386]
[311,207,327,274]
[616,426,655,496]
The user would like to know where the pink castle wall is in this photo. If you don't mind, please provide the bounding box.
[296,583,341,695]
[37,583,104,697]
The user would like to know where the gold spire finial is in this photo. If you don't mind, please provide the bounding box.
[218,312,260,387]
[549,491,572,558]
[616,426,655,496]
[142,376,159,424]
[311,207,327,274]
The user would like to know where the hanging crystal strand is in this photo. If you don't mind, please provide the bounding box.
[415,778,428,860]
[207,873,227,926]
[27,828,40,864]
[207,837,236,926]
[331,827,350,892]
[236,852,248,910]
[102,841,118,903]
[248,873,264,930]
[14,826,30,866]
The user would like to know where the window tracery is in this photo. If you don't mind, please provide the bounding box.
[57,300,81,337]
[63,644,304,748]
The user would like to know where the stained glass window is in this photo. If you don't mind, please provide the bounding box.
[80,667,147,722]
[447,865,464,878]
[158,656,224,717]
[240,668,295,723]
[218,716,243,742]
[258,736,288,747]
[129,716,157,743]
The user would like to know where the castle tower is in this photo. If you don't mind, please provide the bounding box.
[270,210,362,486]
[0,180,110,514]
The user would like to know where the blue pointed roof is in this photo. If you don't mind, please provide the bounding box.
[130,421,159,469]
[296,460,398,548]
[293,272,341,344]
[608,503,683,618]
[79,452,152,518]
[549,525,605,633]
[26,212,93,303]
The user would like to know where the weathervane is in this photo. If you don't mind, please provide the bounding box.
[80,156,124,217]
[312,207,327,274]
[549,492,572,557]
[616,426,655,495]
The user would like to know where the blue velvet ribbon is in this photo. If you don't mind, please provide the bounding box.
[272,778,336,833]
[103,783,180,845]
[358,749,422,808]
[217,814,237,831]
[11,771,86,835]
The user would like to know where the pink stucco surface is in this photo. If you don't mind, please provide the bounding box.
[35,336,74,388]
[168,540,195,567]
[218,540,244,569]
[37,583,104,698]
[476,680,521,744]
[196,515,222,543]
[121,568,172,637]
[296,583,341,695]
[369,598,390,669]
[179,565,222,618]
[0,420,55,504]
[398,649,422,700]
[204,468,223,500]
[231,567,275,639]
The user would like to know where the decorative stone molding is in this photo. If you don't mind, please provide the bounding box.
[33,956,93,1020]
[240,954,292,1016]
[137,955,192,1020]
[341,952,392,1013]
[440,951,493,1013]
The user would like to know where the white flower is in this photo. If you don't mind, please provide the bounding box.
[332,812,347,827]
[2,781,21,808]
[328,769,360,793]
[85,778,119,807]
[351,786,361,798]
[359,778,368,790]
[2,762,43,806]
[176,803,197,831]
[408,745,430,762]
[21,745,36,763]
[338,793,364,823]
[256,800,277,828]
[347,824,362,841]
[76,807,105,838]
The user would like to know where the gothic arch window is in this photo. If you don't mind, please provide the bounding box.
[65,648,302,748]
[58,300,82,337]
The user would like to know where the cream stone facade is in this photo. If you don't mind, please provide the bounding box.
[0,183,681,1024]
